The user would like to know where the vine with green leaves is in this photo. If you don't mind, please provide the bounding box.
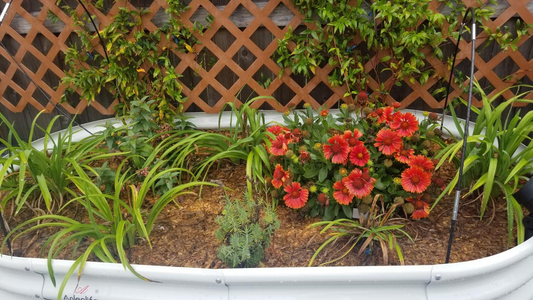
[58,0,213,124]
[276,0,526,105]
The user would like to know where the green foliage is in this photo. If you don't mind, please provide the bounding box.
[2,159,218,300]
[277,0,448,101]
[215,193,280,268]
[309,195,411,266]
[60,0,212,122]
[435,81,533,245]
[0,112,122,214]
[148,96,275,196]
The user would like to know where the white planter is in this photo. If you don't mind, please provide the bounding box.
[1,111,532,300]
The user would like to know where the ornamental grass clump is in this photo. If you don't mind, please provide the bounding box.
[267,104,445,220]
[435,81,533,245]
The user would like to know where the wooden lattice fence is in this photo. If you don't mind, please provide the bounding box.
[0,0,533,140]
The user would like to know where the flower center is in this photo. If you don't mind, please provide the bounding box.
[384,138,392,145]
[401,121,409,129]
[413,200,426,209]
[292,191,300,198]
[331,143,343,153]
[352,178,364,189]
[411,175,420,184]
[342,188,349,194]
[357,153,364,159]
[274,172,284,180]
[349,137,358,146]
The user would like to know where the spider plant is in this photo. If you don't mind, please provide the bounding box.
[308,195,411,266]
[0,112,123,214]
[435,81,533,245]
[2,158,218,300]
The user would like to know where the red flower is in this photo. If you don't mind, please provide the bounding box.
[272,164,290,189]
[283,182,309,209]
[320,109,329,117]
[377,106,395,124]
[269,134,289,156]
[323,134,350,164]
[357,92,368,105]
[407,195,430,219]
[392,101,402,109]
[333,179,354,205]
[349,144,370,167]
[317,193,329,206]
[401,166,432,194]
[343,129,363,148]
[299,150,311,164]
[267,125,286,137]
[374,129,403,155]
[408,155,434,172]
[391,112,419,137]
[394,148,415,163]
[291,128,302,142]
[344,168,376,199]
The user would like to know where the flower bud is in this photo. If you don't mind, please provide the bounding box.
[429,112,439,121]
[305,118,313,126]
[394,197,405,205]
[362,106,373,116]
[303,103,311,108]
[422,111,429,117]
[309,185,318,193]
[410,133,421,143]
[384,159,393,167]
[422,140,432,149]
[427,130,435,138]
[358,204,370,213]
[299,145,308,152]
[285,150,294,158]
[348,104,357,112]
[339,168,348,176]
[271,190,279,198]
[434,128,443,136]
[302,130,311,138]
[362,195,373,204]
[341,103,348,110]
[403,203,414,214]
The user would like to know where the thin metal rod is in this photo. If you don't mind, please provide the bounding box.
[440,22,465,131]
[445,7,476,264]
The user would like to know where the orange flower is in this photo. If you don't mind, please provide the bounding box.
[392,101,402,109]
[267,125,286,137]
[269,134,289,156]
[401,166,432,194]
[333,179,354,205]
[343,129,363,148]
[408,155,434,172]
[391,112,419,137]
[299,150,311,164]
[272,164,290,189]
[394,148,415,164]
[377,106,395,124]
[317,193,330,206]
[349,143,370,167]
[283,182,309,209]
[323,134,350,164]
[344,168,376,199]
[320,109,329,117]
[374,129,403,155]
[407,195,430,219]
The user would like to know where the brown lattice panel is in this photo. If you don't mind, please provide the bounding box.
[0,0,532,116]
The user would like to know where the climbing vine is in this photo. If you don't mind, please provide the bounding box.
[59,0,213,123]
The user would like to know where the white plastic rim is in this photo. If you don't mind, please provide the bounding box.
[1,110,532,300]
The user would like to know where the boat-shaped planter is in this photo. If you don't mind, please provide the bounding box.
[1,111,532,300]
